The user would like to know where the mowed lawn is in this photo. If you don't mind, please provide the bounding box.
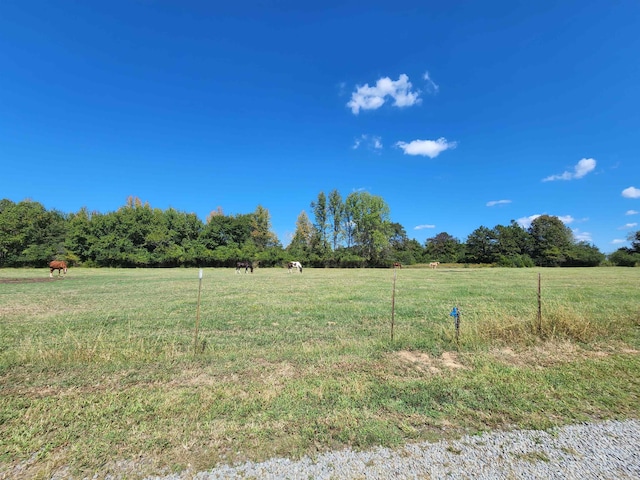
[1,266,639,479]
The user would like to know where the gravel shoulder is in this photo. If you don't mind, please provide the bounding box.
[148,419,640,480]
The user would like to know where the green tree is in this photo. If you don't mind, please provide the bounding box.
[344,191,391,264]
[528,215,574,266]
[250,205,280,249]
[629,230,640,253]
[425,232,464,263]
[607,231,640,267]
[311,191,329,255]
[465,226,497,263]
[328,189,344,250]
[0,199,66,266]
[65,207,94,264]
[564,242,605,267]
[608,248,639,267]
[494,221,532,257]
[388,223,422,265]
[87,211,135,266]
[201,214,251,250]
[287,210,314,260]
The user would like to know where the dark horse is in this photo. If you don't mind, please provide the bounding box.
[393,262,402,269]
[236,261,254,273]
[49,260,68,278]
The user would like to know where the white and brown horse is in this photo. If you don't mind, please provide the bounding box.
[429,261,440,269]
[49,260,68,278]
[287,261,302,273]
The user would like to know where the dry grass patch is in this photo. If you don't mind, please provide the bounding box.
[488,341,640,369]
[394,350,469,375]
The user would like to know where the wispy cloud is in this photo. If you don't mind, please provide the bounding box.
[352,134,383,152]
[618,223,638,230]
[486,200,511,207]
[542,158,596,182]
[622,186,640,199]
[396,137,457,158]
[347,74,421,115]
[626,210,639,215]
[557,215,575,224]
[414,224,436,230]
[423,71,439,94]
[611,239,627,245]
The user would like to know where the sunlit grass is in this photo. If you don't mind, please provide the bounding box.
[1,266,638,478]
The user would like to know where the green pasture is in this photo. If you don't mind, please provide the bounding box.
[1,266,639,479]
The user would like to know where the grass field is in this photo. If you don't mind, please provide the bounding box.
[1,266,639,479]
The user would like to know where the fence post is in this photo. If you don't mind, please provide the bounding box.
[450,306,460,346]
[537,273,542,336]
[194,269,203,354]
[391,268,397,341]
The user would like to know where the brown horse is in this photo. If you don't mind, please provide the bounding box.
[49,260,68,278]
[393,262,402,269]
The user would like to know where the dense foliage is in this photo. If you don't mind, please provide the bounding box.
[608,230,640,267]
[0,194,618,269]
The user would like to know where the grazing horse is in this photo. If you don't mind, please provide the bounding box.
[287,261,302,273]
[49,260,68,278]
[429,261,440,269]
[393,262,402,269]
[236,261,254,273]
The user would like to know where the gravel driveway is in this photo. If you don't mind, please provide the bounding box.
[149,419,640,479]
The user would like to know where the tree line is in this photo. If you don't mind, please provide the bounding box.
[1,193,637,269]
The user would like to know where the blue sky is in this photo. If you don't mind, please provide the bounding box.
[2,1,639,253]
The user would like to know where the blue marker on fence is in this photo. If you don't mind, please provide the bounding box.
[450,306,460,343]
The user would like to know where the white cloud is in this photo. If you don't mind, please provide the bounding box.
[622,186,640,199]
[347,74,421,115]
[414,224,435,230]
[574,158,596,178]
[486,200,512,207]
[611,239,627,245]
[618,223,638,230]
[352,134,383,152]
[423,71,439,93]
[516,214,574,229]
[516,215,541,229]
[396,137,457,158]
[572,229,592,242]
[626,210,639,215]
[558,215,575,224]
[543,158,596,182]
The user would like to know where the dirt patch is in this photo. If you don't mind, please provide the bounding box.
[396,350,468,374]
[441,351,467,369]
[395,344,639,375]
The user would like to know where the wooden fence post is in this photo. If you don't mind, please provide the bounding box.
[537,273,542,336]
[194,269,203,354]
[391,268,397,341]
